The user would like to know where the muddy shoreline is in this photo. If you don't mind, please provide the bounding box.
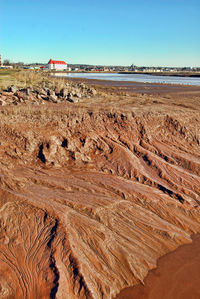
[52,70,200,78]
[65,77,200,95]
[119,71,200,77]
[115,234,200,299]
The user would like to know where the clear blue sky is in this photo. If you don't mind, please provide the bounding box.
[0,0,200,66]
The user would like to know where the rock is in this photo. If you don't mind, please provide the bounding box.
[36,94,43,100]
[91,88,97,95]
[43,87,49,92]
[27,95,35,102]
[8,85,17,93]
[12,96,19,102]
[60,88,68,98]
[15,92,29,102]
[36,88,47,96]
[48,90,56,97]
[66,98,73,103]
[0,99,6,106]
[25,88,31,96]
[67,97,79,103]
[40,95,49,101]
[74,92,82,98]
[78,83,86,89]
[19,88,31,96]
[49,95,58,103]
[67,92,72,98]
[88,88,97,96]
[66,92,79,103]
[1,91,13,97]
[71,90,76,96]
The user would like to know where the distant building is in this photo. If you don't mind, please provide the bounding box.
[0,55,2,66]
[47,59,67,70]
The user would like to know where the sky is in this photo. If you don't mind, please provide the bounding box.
[0,0,200,67]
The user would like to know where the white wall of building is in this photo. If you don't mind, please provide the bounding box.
[48,64,67,70]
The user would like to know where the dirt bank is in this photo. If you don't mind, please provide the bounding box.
[0,77,200,298]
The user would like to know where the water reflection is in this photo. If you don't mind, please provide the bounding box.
[53,72,200,86]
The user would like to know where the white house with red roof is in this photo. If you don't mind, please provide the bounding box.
[47,59,67,70]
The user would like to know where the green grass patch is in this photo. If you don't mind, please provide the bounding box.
[0,69,20,91]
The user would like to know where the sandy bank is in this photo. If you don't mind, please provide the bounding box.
[115,234,200,299]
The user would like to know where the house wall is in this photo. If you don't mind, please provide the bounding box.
[48,64,67,70]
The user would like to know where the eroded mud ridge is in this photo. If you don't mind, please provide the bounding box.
[0,102,200,298]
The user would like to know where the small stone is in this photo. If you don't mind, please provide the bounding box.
[49,90,56,96]
[66,98,73,103]
[88,88,97,95]
[67,97,79,103]
[40,95,49,101]
[0,99,6,106]
[15,92,28,101]
[49,95,58,103]
[37,94,42,100]
[60,88,68,97]
[91,89,97,95]
[19,87,31,95]
[78,83,86,89]
[1,91,13,96]
[8,85,17,93]
[25,88,31,96]
[74,93,82,98]
[12,96,19,101]
[37,88,47,96]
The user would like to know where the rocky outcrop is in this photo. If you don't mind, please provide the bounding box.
[0,83,97,106]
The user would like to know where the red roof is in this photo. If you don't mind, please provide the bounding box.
[48,59,67,65]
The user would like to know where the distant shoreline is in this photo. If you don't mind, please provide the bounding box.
[51,70,200,78]
[118,71,200,78]
[52,72,200,87]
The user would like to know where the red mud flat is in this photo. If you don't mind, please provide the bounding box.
[67,77,200,96]
[115,234,200,299]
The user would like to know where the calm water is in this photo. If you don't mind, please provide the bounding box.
[54,72,200,86]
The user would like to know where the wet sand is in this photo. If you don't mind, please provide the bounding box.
[115,234,200,299]
[67,77,200,96]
